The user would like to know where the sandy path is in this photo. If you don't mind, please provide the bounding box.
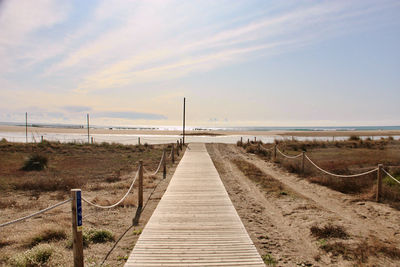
[206,143,400,266]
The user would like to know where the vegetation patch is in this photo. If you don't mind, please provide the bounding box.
[86,228,114,243]
[231,158,293,196]
[21,154,48,171]
[28,227,67,247]
[262,254,277,266]
[320,240,400,263]
[10,244,54,266]
[310,224,349,239]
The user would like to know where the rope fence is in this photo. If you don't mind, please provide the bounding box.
[276,147,303,159]
[239,138,400,204]
[304,154,378,178]
[382,169,400,185]
[82,170,139,209]
[0,198,72,228]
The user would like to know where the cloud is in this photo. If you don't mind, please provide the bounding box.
[62,106,92,113]
[95,111,167,121]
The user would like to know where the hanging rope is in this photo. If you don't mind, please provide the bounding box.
[82,170,139,209]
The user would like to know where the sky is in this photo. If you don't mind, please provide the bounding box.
[0,0,399,127]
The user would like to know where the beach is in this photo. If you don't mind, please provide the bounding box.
[1,125,400,138]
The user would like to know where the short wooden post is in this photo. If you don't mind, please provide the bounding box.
[41,136,44,143]
[138,137,140,145]
[247,139,250,145]
[302,151,305,176]
[180,139,183,150]
[376,164,383,202]
[176,141,180,156]
[91,137,93,144]
[273,144,277,160]
[254,137,256,142]
[163,149,167,179]
[240,137,243,144]
[171,145,175,163]
[138,161,143,208]
[71,189,83,267]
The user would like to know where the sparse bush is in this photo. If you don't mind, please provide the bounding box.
[262,254,277,266]
[10,244,54,266]
[310,224,348,239]
[86,229,114,243]
[349,135,360,141]
[21,154,48,171]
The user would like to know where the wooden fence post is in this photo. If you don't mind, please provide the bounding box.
[138,137,140,145]
[138,161,143,208]
[240,137,243,144]
[254,137,256,142]
[273,144,277,160]
[376,164,383,202]
[171,145,175,163]
[71,189,83,267]
[176,141,179,156]
[41,136,44,143]
[91,137,94,144]
[163,149,166,179]
[302,151,305,176]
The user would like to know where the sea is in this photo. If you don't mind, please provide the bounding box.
[0,122,399,145]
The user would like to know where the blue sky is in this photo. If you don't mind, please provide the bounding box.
[0,0,399,127]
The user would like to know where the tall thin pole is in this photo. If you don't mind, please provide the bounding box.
[183,97,186,145]
[87,114,90,143]
[25,112,28,143]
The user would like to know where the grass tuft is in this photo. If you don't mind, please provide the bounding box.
[310,224,349,239]
[28,227,67,247]
[262,254,277,266]
[10,244,54,266]
[86,228,114,243]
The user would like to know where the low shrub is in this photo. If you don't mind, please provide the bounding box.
[21,154,48,171]
[86,228,114,243]
[310,224,348,239]
[10,244,54,266]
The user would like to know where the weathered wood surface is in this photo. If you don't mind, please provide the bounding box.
[125,143,265,266]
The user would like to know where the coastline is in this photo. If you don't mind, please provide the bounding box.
[1,125,400,137]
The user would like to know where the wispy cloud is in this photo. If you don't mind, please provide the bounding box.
[1,0,399,126]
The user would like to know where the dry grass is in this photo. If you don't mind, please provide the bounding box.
[310,224,349,239]
[0,141,184,266]
[320,239,400,263]
[231,158,290,196]
[0,141,163,193]
[28,226,67,247]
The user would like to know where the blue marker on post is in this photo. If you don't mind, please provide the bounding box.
[76,190,82,232]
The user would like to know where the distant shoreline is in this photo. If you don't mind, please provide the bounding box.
[1,125,400,137]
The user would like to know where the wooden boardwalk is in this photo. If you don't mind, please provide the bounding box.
[125,143,265,266]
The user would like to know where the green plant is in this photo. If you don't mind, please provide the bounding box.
[10,244,54,266]
[86,229,114,243]
[132,229,142,235]
[262,254,277,266]
[21,154,48,171]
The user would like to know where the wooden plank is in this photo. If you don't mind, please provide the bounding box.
[125,143,265,266]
